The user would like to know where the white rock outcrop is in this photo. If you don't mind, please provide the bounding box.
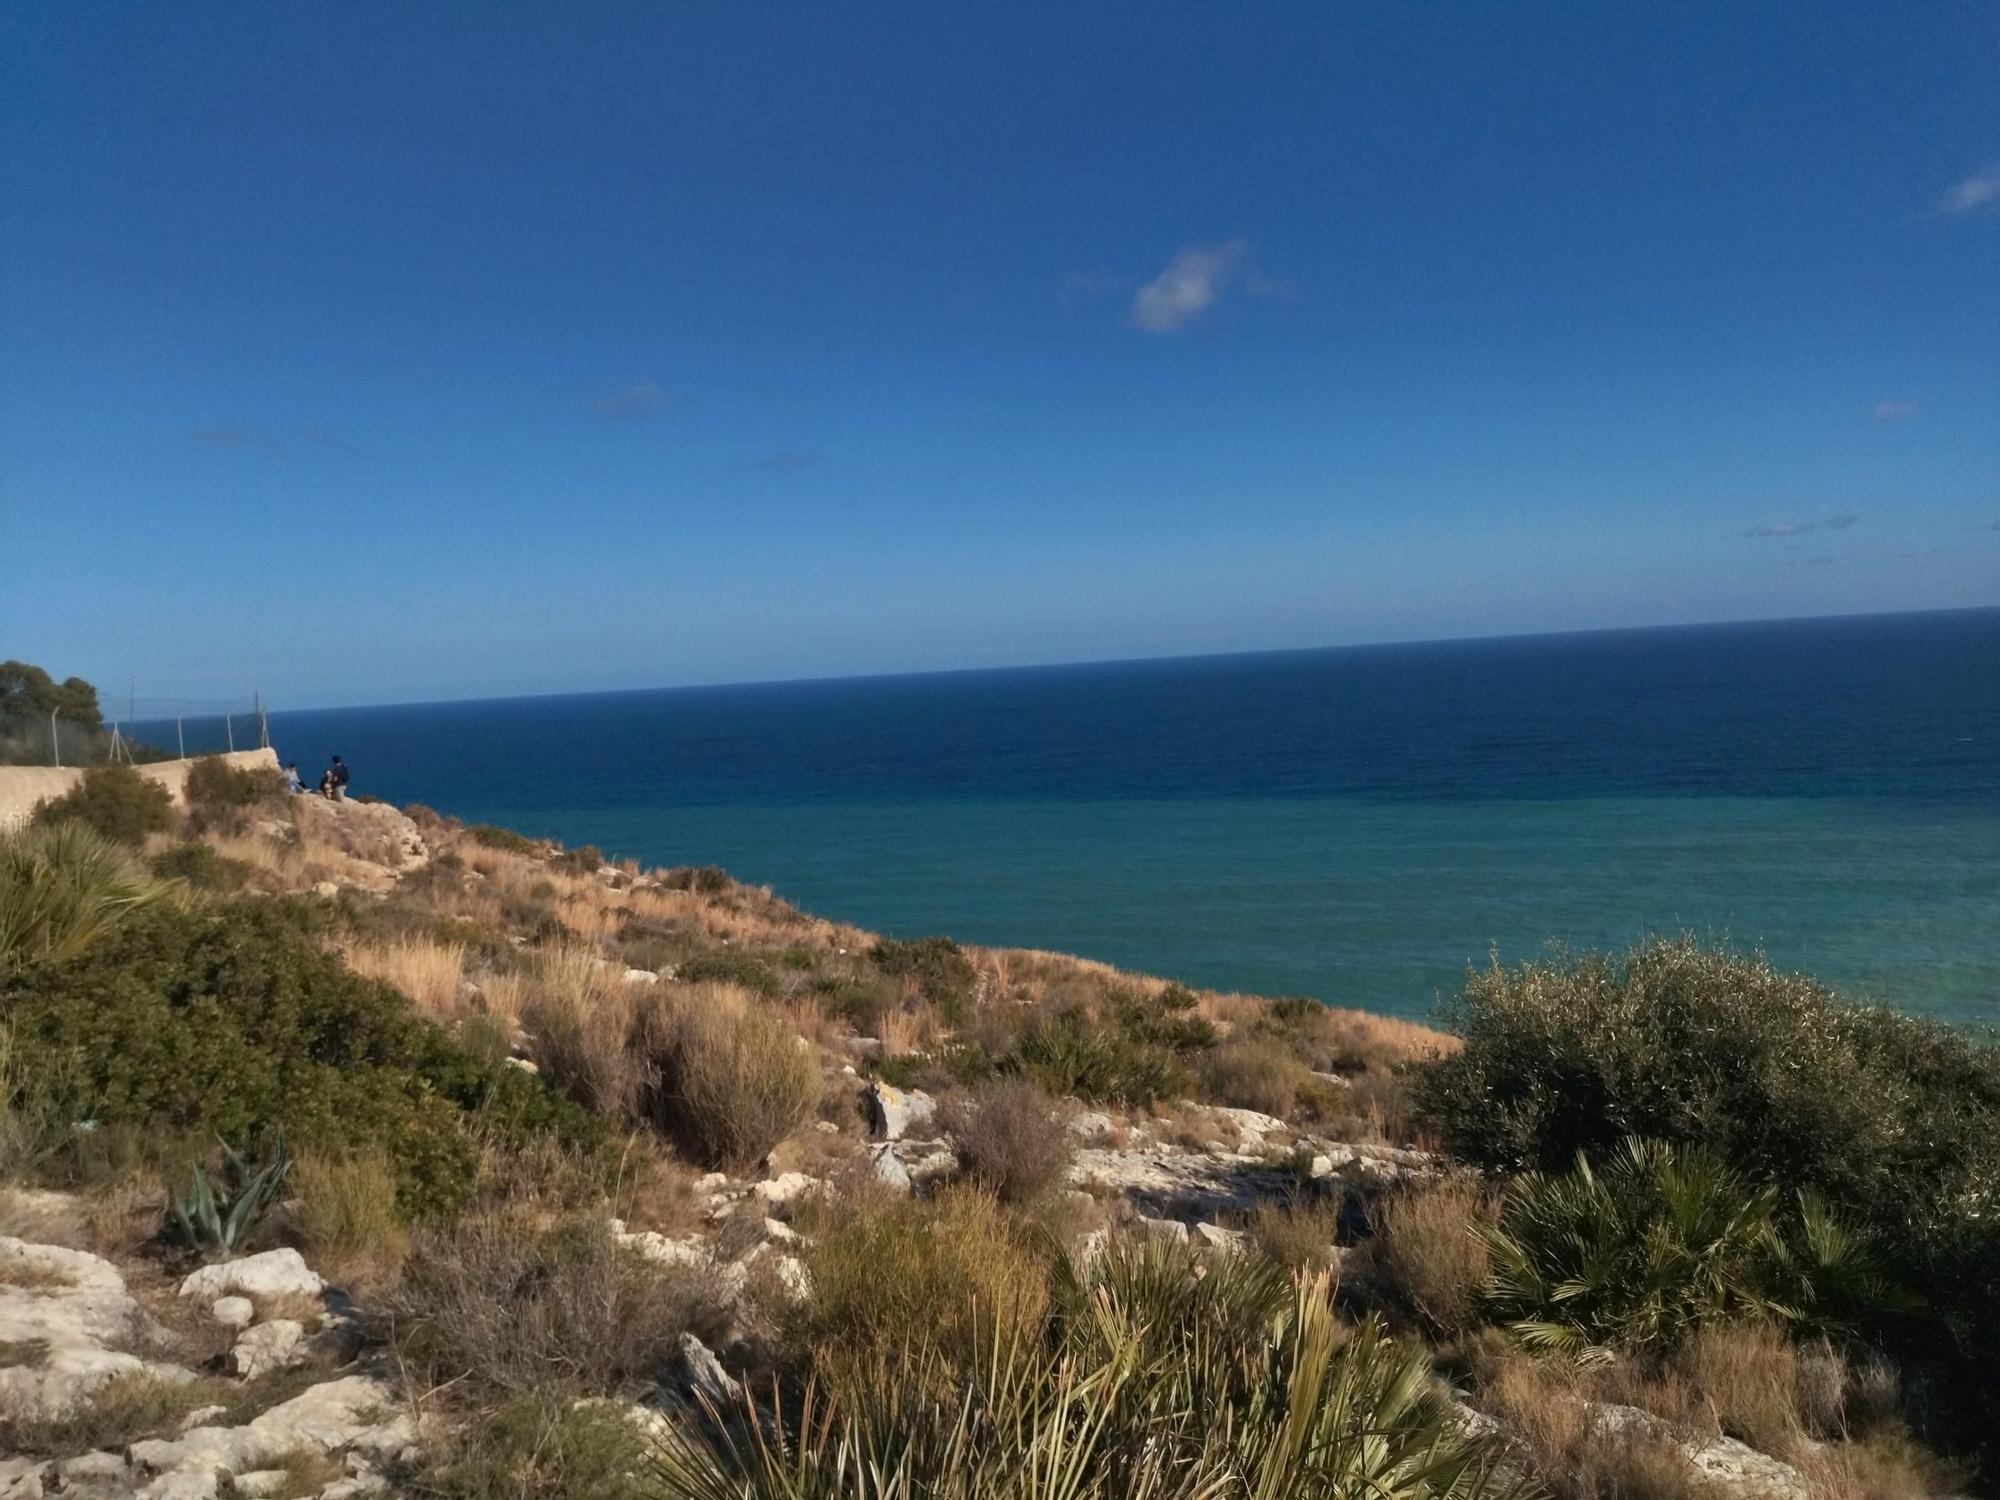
[865,1082,936,1141]
[178,1249,325,1305]
[0,1238,193,1423]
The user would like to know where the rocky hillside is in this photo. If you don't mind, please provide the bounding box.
[2,776,1993,1499]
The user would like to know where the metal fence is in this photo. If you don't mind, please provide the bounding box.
[9,691,270,768]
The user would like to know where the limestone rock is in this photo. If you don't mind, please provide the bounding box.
[230,1319,306,1379]
[1135,1216,1189,1244]
[864,1082,936,1141]
[622,968,660,985]
[678,1333,743,1409]
[871,1145,912,1193]
[1066,1111,1116,1144]
[0,1237,194,1422]
[1066,1145,1298,1221]
[178,1249,324,1305]
[126,1374,415,1496]
[209,1297,254,1331]
[1193,1222,1247,1254]
[1592,1403,1812,1499]
[752,1172,819,1209]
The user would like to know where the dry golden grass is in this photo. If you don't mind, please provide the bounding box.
[339,936,466,1015]
[1367,1171,1496,1338]
[291,1150,410,1289]
[1478,1352,1705,1500]
[878,1002,939,1057]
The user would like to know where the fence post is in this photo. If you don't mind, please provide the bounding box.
[225,714,234,753]
[50,710,60,768]
[177,716,185,760]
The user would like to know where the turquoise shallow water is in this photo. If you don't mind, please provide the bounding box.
[512,795,2000,1025]
[248,610,2000,1026]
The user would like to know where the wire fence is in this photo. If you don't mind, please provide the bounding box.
[3,692,270,768]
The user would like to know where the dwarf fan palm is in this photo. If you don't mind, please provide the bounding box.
[0,819,179,969]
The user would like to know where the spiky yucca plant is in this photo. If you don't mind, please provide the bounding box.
[0,819,179,968]
[167,1135,293,1260]
[1480,1137,1894,1357]
[651,1238,1522,1499]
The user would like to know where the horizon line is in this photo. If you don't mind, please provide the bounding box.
[259,601,2000,719]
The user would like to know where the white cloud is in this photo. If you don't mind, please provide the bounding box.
[1871,399,1917,421]
[1739,511,1860,539]
[1939,163,2000,215]
[1128,240,1249,332]
[593,382,671,419]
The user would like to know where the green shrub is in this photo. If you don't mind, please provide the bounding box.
[551,843,607,874]
[791,1185,1051,1384]
[1480,1138,1897,1356]
[181,756,285,833]
[0,904,601,1214]
[33,763,175,845]
[675,947,782,997]
[1,821,179,969]
[148,840,251,893]
[1112,983,1217,1052]
[639,988,820,1170]
[470,824,540,855]
[1016,1009,1190,1107]
[416,1397,653,1500]
[660,865,731,894]
[815,976,899,1034]
[1412,939,2000,1447]
[869,936,977,1017]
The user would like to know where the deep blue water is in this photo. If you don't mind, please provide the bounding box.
[243,610,1998,1024]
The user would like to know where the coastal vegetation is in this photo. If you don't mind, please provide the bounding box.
[0,680,1990,1498]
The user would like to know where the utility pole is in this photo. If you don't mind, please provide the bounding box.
[50,710,60,768]
[176,715,185,760]
[225,713,235,753]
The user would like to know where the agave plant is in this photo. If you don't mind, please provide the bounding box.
[651,1235,1523,1499]
[0,819,179,969]
[167,1134,293,1259]
[1479,1136,1891,1357]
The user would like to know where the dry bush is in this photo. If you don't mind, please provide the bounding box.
[639,984,820,1170]
[291,1150,409,1286]
[1367,1171,1496,1338]
[791,1183,1050,1385]
[1199,1035,1310,1117]
[937,1079,1073,1204]
[339,936,466,1014]
[1794,1432,1960,1500]
[1244,1196,1343,1275]
[1670,1320,1801,1455]
[1478,1352,1705,1500]
[475,970,533,1027]
[1344,1071,1413,1143]
[386,1210,727,1401]
[522,947,645,1120]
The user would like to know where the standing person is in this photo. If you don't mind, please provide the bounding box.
[330,755,350,801]
[282,761,303,795]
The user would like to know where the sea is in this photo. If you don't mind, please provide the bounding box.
[250,610,2000,1028]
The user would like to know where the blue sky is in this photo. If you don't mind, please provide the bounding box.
[3,3,1997,708]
